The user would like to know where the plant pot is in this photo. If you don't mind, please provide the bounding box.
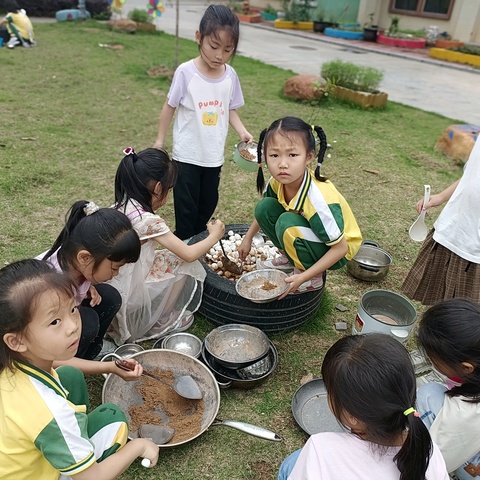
[332,85,388,109]
[260,11,277,21]
[363,26,378,42]
[429,47,480,67]
[313,21,334,33]
[324,27,364,40]
[235,12,262,23]
[434,40,464,49]
[274,20,313,30]
[135,21,156,32]
[377,34,426,49]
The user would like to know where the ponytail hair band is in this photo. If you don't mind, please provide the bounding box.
[83,201,100,216]
[403,407,420,417]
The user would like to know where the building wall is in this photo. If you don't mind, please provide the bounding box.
[358,0,480,43]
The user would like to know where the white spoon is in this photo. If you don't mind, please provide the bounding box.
[409,184,431,242]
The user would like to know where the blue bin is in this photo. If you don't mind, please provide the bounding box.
[55,9,91,22]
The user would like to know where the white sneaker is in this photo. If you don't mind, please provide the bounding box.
[7,37,21,49]
[256,252,293,272]
[289,268,324,294]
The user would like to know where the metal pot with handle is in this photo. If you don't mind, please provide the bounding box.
[347,240,393,282]
[102,349,281,447]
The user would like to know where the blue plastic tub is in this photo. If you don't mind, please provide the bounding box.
[324,27,364,40]
[55,9,91,21]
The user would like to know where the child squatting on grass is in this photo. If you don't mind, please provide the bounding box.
[153,4,253,241]
[40,201,141,360]
[238,116,362,297]
[416,298,480,480]
[279,334,449,480]
[0,259,158,479]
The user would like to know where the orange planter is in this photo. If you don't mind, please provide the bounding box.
[235,13,262,23]
[435,40,464,49]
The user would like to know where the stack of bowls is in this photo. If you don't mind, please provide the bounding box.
[203,324,273,381]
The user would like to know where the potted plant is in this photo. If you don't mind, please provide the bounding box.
[275,0,313,30]
[363,13,378,42]
[313,10,335,33]
[232,0,262,23]
[429,44,480,67]
[377,16,426,48]
[321,59,388,108]
[128,8,156,32]
[260,3,278,22]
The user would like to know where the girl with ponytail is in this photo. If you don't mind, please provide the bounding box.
[238,116,361,296]
[278,334,449,480]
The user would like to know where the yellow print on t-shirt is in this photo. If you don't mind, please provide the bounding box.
[202,111,218,126]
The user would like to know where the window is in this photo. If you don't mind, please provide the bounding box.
[390,0,454,19]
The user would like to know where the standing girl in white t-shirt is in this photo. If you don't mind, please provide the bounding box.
[278,334,449,480]
[402,137,480,305]
[154,4,253,241]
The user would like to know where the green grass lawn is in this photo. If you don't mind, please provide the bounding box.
[0,19,463,479]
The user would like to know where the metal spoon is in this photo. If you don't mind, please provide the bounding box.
[219,238,243,275]
[409,184,430,242]
[115,359,203,400]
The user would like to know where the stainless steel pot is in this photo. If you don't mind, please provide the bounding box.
[347,240,392,282]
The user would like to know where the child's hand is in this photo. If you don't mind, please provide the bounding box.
[279,272,304,299]
[153,140,163,150]
[88,286,102,307]
[241,131,254,144]
[238,237,252,261]
[207,218,225,241]
[139,439,159,467]
[416,193,443,214]
[113,359,143,381]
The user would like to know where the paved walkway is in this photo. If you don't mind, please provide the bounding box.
[34,2,480,124]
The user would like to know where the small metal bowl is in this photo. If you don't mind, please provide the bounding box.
[233,141,259,172]
[156,333,202,359]
[236,269,289,303]
[113,343,144,358]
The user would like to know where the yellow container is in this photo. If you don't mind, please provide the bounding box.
[274,20,313,30]
[429,48,480,67]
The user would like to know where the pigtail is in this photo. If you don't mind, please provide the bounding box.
[42,200,89,264]
[256,128,267,195]
[394,411,432,480]
[313,125,328,182]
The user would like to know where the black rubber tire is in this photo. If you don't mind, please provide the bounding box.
[190,224,326,333]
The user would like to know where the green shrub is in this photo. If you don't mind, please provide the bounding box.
[128,8,151,24]
[449,45,480,56]
[321,59,384,93]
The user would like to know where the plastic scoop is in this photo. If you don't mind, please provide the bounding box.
[115,359,203,400]
[409,184,430,242]
[219,238,243,275]
[139,424,175,445]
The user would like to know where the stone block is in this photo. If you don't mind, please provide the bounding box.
[283,74,326,101]
[435,124,480,164]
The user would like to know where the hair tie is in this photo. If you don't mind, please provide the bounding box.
[403,407,420,417]
[123,146,135,156]
[311,125,315,132]
[83,201,100,216]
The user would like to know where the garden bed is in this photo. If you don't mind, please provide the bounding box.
[332,85,388,109]
[429,47,480,67]
[324,27,363,40]
[274,20,313,30]
[377,34,426,49]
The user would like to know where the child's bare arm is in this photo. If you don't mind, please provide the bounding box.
[72,438,159,480]
[229,110,253,143]
[154,101,176,149]
[154,219,226,263]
